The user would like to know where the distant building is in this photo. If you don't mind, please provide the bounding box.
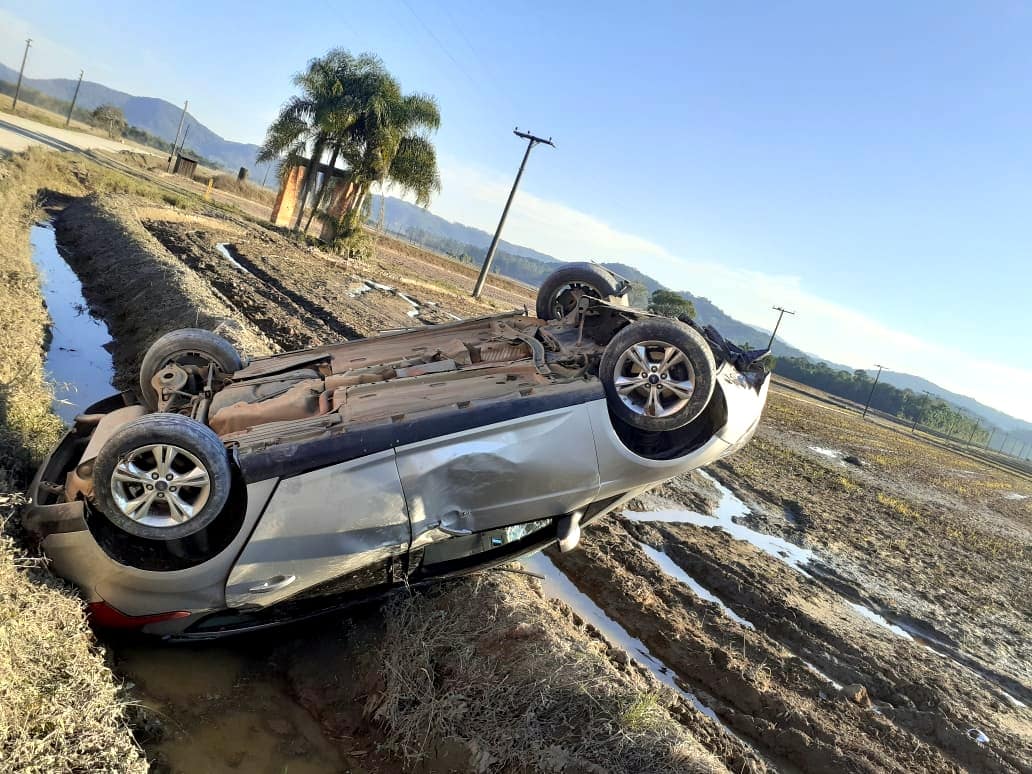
[173,153,199,179]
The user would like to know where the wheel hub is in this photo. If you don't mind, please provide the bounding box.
[612,340,696,418]
[110,443,211,529]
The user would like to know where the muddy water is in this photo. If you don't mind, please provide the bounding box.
[30,220,342,773]
[115,641,343,773]
[522,551,728,724]
[31,222,116,423]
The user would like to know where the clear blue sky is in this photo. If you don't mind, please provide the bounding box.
[2,1,1030,420]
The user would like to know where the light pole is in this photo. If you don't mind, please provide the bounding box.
[861,364,886,420]
[767,306,795,350]
[12,38,32,110]
[472,128,554,298]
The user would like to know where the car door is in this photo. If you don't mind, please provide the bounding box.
[225,449,410,608]
[395,403,601,551]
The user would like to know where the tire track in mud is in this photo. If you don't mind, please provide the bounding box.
[547,518,1030,774]
[142,221,364,344]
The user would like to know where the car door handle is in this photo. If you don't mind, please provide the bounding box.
[431,520,473,537]
[247,574,296,593]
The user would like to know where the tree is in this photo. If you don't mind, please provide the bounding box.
[258,49,441,242]
[91,105,126,139]
[648,289,696,319]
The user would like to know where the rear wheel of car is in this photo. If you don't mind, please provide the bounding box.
[535,262,622,321]
[92,413,233,540]
[139,328,242,411]
[599,318,716,431]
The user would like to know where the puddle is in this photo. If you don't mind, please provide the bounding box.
[215,243,252,275]
[30,222,116,424]
[396,291,421,318]
[636,542,755,630]
[808,446,842,459]
[521,551,724,724]
[845,602,914,640]
[633,537,856,693]
[117,642,343,773]
[801,659,844,690]
[625,470,816,577]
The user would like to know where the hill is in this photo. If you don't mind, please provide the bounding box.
[0,63,264,173]
[879,371,1032,447]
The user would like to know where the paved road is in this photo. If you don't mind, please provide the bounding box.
[0,111,156,155]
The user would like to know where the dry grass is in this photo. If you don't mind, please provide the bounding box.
[204,173,276,206]
[0,149,74,489]
[0,497,146,772]
[372,571,725,774]
[0,148,146,771]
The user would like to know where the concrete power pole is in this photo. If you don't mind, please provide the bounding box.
[167,100,189,172]
[472,129,555,299]
[64,70,84,127]
[767,306,796,350]
[861,364,886,420]
[12,38,32,110]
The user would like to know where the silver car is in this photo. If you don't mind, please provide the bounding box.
[24,263,770,638]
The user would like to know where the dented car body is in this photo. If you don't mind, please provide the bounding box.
[25,264,770,638]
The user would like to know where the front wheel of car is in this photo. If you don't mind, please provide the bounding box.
[599,318,716,432]
[92,414,233,540]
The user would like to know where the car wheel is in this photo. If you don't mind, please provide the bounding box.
[92,413,233,540]
[535,262,622,321]
[599,318,716,431]
[139,328,242,411]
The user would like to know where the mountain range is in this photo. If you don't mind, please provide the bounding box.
[0,63,266,173]
[4,63,1028,443]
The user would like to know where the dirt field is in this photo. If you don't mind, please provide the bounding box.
[4,146,1030,772]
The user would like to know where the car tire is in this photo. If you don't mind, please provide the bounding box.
[139,328,242,411]
[599,318,716,431]
[92,413,233,541]
[535,262,622,321]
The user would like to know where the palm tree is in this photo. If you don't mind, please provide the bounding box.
[330,72,441,241]
[259,50,441,242]
[258,50,372,232]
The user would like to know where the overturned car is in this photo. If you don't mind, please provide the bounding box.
[24,263,770,638]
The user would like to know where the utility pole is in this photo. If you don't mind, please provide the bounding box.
[12,38,32,110]
[984,428,995,451]
[176,124,191,158]
[911,389,934,434]
[472,128,555,298]
[966,420,980,445]
[64,70,84,127]
[861,364,886,420]
[767,306,796,350]
[167,100,189,172]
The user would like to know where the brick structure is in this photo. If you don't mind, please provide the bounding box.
[269,165,306,227]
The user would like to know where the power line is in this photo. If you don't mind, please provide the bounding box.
[398,0,514,117]
[472,128,555,298]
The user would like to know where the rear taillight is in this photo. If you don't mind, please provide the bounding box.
[87,601,191,629]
